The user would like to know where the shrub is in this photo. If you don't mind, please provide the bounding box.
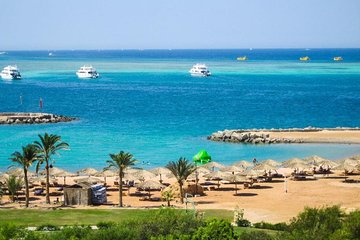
[192,219,235,240]
[330,210,360,240]
[36,224,60,231]
[287,205,343,240]
[238,231,274,240]
[48,226,91,240]
[96,221,116,230]
[253,221,289,231]
[234,208,251,227]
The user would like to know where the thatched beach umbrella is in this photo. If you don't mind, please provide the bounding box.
[95,169,117,184]
[149,167,172,182]
[281,158,306,168]
[303,155,329,165]
[0,173,9,183]
[232,160,253,168]
[317,160,338,168]
[239,169,260,178]
[127,169,156,182]
[283,162,310,170]
[223,174,248,195]
[6,167,35,177]
[333,159,359,173]
[202,162,225,171]
[203,171,232,188]
[136,180,166,198]
[221,165,244,174]
[74,176,104,184]
[261,159,281,167]
[253,163,277,171]
[77,168,99,176]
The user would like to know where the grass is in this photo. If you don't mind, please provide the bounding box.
[0,208,234,226]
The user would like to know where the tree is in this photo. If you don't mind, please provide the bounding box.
[34,133,69,204]
[5,175,23,202]
[9,144,39,207]
[0,182,4,204]
[105,151,137,207]
[161,190,174,207]
[166,158,195,204]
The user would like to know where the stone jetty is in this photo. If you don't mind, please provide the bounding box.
[0,112,77,125]
[208,127,360,144]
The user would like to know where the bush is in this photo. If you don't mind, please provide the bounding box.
[0,223,21,240]
[192,219,235,240]
[96,221,116,230]
[36,224,60,231]
[287,206,343,240]
[253,221,289,231]
[48,226,91,240]
[330,210,360,240]
[238,231,274,240]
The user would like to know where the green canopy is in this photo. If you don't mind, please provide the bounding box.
[193,150,212,165]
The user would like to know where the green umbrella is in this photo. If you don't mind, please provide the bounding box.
[193,150,212,165]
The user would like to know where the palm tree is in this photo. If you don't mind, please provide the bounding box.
[0,182,4,204]
[9,144,38,207]
[105,151,137,207]
[34,133,69,204]
[166,157,196,204]
[161,190,174,207]
[5,175,23,202]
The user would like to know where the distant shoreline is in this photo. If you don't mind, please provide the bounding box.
[208,127,360,144]
[0,112,77,125]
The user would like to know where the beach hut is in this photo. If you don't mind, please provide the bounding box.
[64,182,92,205]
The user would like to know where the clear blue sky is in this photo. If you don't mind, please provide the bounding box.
[1,0,360,50]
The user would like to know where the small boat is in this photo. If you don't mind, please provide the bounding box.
[300,56,310,61]
[237,56,248,61]
[76,65,99,79]
[0,65,21,80]
[333,57,343,61]
[189,64,211,77]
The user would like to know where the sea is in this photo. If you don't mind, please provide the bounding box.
[0,49,360,172]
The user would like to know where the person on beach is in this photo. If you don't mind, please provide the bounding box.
[253,158,257,166]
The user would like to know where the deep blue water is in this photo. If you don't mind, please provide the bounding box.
[0,49,360,171]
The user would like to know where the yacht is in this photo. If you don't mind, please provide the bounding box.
[300,56,310,61]
[333,57,343,61]
[189,64,211,77]
[237,56,248,61]
[76,65,99,79]
[0,65,21,80]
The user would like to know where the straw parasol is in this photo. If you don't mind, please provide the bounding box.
[95,169,117,184]
[317,160,338,168]
[232,160,253,168]
[136,180,166,198]
[253,163,277,171]
[149,167,172,182]
[221,165,244,173]
[77,168,99,176]
[127,169,156,181]
[283,162,310,170]
[261,159,281,167]
[202,162,225,171]
[203,171,232,188]
[333,159,359,172]
[303,155,329,165]
[239,169,260,178]
[0,173,9,183]
[281,158,306,168]
[74,176,104,184]
[222,174,249,195]
[6,167,36,177]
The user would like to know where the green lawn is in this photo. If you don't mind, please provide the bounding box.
[0,208,234,226]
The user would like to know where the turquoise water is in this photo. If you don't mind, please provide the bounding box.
[0,49,360,171]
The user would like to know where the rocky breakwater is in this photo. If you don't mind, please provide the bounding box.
[208,130,302,144]
[0,112,77,125]
[207,127,360,144]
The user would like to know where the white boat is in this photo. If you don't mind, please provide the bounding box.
[0,65,21,80]
[189,64,211,77]
[76,65,99,79]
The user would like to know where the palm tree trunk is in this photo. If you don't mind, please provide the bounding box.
[45,161,50,204]
[24,169,29,207]
[119,171,123,207]
[179,181,184,204]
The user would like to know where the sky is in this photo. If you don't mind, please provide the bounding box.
[1,0,360,50]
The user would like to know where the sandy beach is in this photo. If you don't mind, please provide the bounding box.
[1,171,359,223]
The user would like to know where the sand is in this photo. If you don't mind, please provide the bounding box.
[1,173,359,223]
[259,130,360,144]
